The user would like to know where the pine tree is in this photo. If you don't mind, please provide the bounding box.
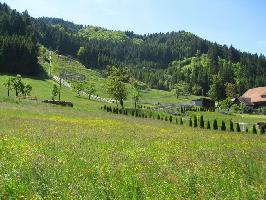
[200,115,204,128]
[189,118,192,127]
[169,116,173,123]
[236,123,241,132]
[213,119,218,130]
[252,125,257,134]
[207,121,211,129]
[260,127,265,134]
[193,115,198,127]
[230,120,234,132]
[221,121,226,131]
[180,117,183,125]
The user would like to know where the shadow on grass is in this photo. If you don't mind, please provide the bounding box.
[0,63,49,81]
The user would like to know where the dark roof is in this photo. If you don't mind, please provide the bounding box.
[238,97,254,106]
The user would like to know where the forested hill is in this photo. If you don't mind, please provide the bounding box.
[0,2,265,100]
[0,3,39,75]
[35,17,211,68]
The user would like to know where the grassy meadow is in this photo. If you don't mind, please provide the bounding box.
[0,49,265,199]
[0,101,266,199]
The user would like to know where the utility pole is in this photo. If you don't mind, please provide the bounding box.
[58,74,62,101]
[49,51,52,79]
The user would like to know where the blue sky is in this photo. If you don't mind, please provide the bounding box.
[2,0,266,55]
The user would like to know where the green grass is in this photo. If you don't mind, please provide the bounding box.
[140,89,198,104]
[0,74,104,113]
[0,101,265,199]
[0,49,265,198]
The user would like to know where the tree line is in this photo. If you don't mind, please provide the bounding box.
[102,105,265,134]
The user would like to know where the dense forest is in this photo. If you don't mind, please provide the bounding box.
[0,2,265,100]
[0,3,39,75]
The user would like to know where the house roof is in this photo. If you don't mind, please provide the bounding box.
[238,97,254,106]
[241,86,266,103]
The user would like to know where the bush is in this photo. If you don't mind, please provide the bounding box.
[200,115,204,128]
[176,118,178,124]
[230,103,247,114]
[157,114,160,120]
[165,116,168,121]
[245,127,248,133]
[193,115,198,128]
[213,119,218,130]
[236,123,241,132]
[189,118,192,127]
[252,125,257,134]
[230,120,234,132]
[221,121,226,131]
[207,121,211,129]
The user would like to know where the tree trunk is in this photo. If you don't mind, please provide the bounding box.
[7,88,9,97]
[89,95,91,100]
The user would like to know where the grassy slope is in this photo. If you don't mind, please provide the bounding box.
[0,49,265,198]
[38,47,195,105]
[0,102,265,199]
